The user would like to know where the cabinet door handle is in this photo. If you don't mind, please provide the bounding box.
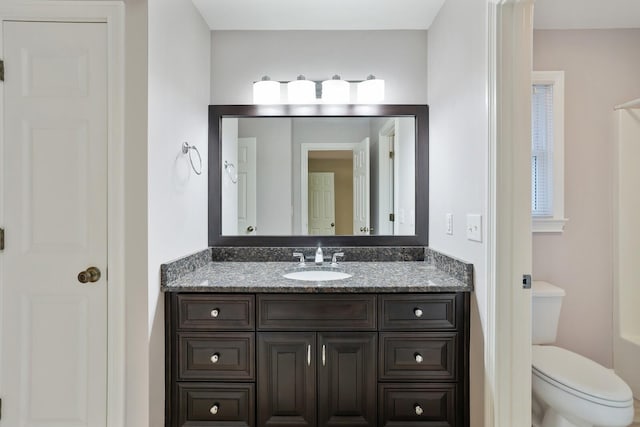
[414,353,423,363]
[322,345,326,366]
[210,308,220,318]
[414,404,423,416]
[414,308,423,318]
[210,353,220,364]
[307,344,311,366]
[210,404,219,415]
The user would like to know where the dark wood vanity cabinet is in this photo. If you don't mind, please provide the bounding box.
[165,292,469,427]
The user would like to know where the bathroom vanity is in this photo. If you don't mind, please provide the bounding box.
[162,249,472,427]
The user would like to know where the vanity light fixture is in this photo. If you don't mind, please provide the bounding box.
[252,76,281,104]
[321,75,350,104]
[252,74,385,104]
[287,75,316,104]
[357,75,385,103]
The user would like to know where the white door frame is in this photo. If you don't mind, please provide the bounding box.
[377,119,396,235]
[486,0,534,426]
[0,3,125,426]
[300,143,357,235]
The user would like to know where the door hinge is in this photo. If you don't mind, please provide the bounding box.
[389,213,395,222]
[0,60,4,82]
[0,228,4,250]
[522,274,532,289]
[389,151,394,159]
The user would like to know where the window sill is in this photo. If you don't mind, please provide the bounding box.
[532,217,568,233]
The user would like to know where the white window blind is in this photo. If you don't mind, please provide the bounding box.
[531,84,554,216]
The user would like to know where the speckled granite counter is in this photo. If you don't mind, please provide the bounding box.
[161,247,473,293]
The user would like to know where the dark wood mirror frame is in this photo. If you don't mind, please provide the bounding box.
[208,104,429,247]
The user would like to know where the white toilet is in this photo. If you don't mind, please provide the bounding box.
[531,281,634,427]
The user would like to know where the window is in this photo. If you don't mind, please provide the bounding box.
[531,71,567,233]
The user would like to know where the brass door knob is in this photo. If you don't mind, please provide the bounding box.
[247,226,255,232]
[78,267,101,283]
[330,222,335,227]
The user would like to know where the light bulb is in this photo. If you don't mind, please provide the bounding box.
[357,75,385,103]
[253,76,280,104]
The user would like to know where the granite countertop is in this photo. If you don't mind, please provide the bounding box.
[161,260,473,293]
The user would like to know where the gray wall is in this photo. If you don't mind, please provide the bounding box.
[533,29,640,368]
[210,30,428,104]
[428,1,489,424]
[238,118,293,234]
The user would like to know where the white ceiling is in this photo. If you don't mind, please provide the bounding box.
[191,0,446,31]
[192,0,640,32]
[534,0,640,29]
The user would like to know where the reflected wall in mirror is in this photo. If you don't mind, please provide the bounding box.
[209,105,428,247]
[221,116,415,237]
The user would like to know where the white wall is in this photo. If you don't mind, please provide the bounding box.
[427,0,488,425]
[210,30,428,104]
[238,118,293,234]
[221,118,239,234]
[533,29,640,368]
[147,1,211,425]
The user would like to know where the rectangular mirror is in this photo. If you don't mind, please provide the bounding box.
[209,105,428,246]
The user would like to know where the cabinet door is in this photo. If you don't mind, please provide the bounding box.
[317,332,377,427]
[258,332,316,427]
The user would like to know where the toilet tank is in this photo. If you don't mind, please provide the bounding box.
[531,281,566,344]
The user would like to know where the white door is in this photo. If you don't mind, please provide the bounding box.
[237,137,257,235]
[378,132,395,235]
[308,172,335,235]
[353,137,370,235]
[0,22,108,427]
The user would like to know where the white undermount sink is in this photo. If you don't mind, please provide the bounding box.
[283,269,352,282]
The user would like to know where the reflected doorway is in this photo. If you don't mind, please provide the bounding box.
[301,139,370,236]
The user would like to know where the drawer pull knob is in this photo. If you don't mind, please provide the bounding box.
[414,404,424,416]
[210,404,219,415]
[414,308,423,318]
[210,308,220,318]
[415,353,423,363]
[210,353,220,363]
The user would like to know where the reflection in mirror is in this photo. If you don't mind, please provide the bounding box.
[221,117,415,236]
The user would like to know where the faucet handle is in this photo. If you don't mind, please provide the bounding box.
[331,252,345,266]
[292,252,306,266]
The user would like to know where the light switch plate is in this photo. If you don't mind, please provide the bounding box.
[466,214,482,242]
[446,213,453,235]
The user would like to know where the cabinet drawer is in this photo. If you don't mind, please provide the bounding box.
[379,383,456,427]
[176,382,255,427]
[379,294,459,331]
[177,294,254,330]
[379,332,457,381]
[178,332,254,381]
[258,294,376,330]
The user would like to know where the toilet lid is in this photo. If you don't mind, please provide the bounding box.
[532,346,633,406]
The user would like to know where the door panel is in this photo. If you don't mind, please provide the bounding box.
[353,138,370,235]
[308,172,335,235]
[257,332,316,427]
[317,332,376,427]
[1,21,108,427]
[237,137,257,235]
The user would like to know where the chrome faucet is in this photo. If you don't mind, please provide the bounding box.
[315,247,324,265]
[331,252,344,266]
[292,252,306,267]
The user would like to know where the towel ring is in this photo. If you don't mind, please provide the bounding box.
[182,142,202,175]
[224,161,238,184]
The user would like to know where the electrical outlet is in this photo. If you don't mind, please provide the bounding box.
[466,214,482,242]
[446,213,453,235]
